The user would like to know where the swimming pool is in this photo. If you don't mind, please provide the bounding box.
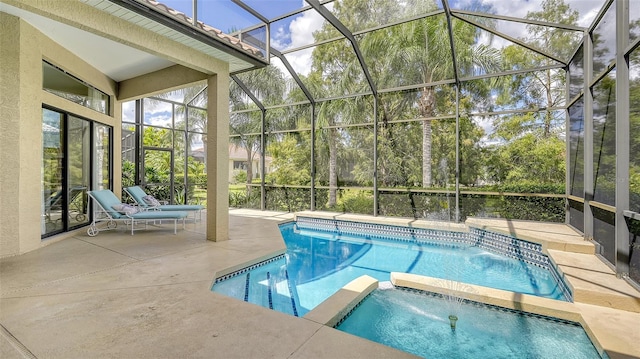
[212,217,571,316]
[336,286,603,359]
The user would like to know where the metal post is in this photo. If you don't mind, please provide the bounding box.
[135,99,142,185]
[583,31,594,241]
[310,103,316,211]
[191,0,197,26]
[565,54,572,225]
[184,105,189,204]
[373,95,379,216]
[455,86,460,223]
[261,109,266,211]
[615,0,630,276]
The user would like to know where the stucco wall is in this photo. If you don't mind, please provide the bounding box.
[0,12,118,256]
[0,13,22,256]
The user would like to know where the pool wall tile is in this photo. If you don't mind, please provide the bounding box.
[295,216,573,302]
[214,254,286,284]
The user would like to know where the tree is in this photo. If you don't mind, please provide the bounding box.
[266,133,311,185]
[497,0,579,137]
[330,0,500,188]
[491,0,579,185]
[230,65,286,193]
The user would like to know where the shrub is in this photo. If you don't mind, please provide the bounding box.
[232,170,247,184]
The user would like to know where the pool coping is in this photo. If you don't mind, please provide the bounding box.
[303,275,379,327]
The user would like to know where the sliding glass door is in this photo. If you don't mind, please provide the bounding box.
[41,108,111,238]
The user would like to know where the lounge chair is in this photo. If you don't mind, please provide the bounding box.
[124,186,204,221]
[87,190,188,236]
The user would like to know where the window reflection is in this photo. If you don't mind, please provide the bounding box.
[42,61,109,115]
[67,117,90,228]
[42,109,64,236]
[630,0,640,43]
[591,3,616,79]
[568,98,584,198]
[591,69,616,206]
[569,45,583,101]
[94,124,110,191]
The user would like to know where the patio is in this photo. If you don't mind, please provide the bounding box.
[1,210,639,358]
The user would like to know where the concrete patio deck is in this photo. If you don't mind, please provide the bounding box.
[1,210,639,358]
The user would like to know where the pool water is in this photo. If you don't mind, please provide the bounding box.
[337,287,604,359]
[213,221,568,316]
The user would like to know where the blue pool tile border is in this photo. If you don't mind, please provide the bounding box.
[214,254,286,284]
[381,286,582,326]
[333,286,582,329]
[295,216,573,302]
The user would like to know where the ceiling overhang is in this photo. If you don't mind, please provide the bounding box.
[0,0,267,82]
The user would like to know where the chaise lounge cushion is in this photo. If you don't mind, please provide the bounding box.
[142,195,161,207]
[112,203,140,215]
[128,210,188,219]
[125,186,204,211]
[149,204,203,211]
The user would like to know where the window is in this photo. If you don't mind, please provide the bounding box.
[42,61,110,115]
[234,161,247,170]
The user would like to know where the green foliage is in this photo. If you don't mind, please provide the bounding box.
[322,190,374,215]
[233,170,247,184]
[265,134,311,185]
[265,187,311,212]
[228,188,261,209]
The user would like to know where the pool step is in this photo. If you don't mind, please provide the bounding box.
[242,269,299,316]
[285,269,299,316]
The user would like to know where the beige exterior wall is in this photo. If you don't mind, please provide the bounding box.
[0,13,23,256]
[1,2,232,255]
[0,12,118,257]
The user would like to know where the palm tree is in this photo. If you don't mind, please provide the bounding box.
[310,0,501,204]
[390,9,500,187]
[230,65,286,192]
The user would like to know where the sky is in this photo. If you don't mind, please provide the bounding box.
[156,1,609,77]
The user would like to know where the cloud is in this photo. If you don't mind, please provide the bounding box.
[144,110,172,127]
[282,8,327,76]
[122,101,136,123]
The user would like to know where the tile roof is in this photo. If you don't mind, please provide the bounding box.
[137,0,264,59]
